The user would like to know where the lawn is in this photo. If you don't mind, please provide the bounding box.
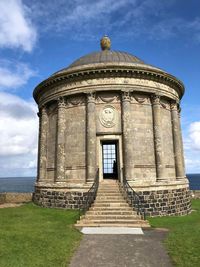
[149,199,200,267]
[0,203,82,267]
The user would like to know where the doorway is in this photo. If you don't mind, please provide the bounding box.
[102,141,118,179]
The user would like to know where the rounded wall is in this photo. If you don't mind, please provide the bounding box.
[137,186,191,216]
[33,57,191,215]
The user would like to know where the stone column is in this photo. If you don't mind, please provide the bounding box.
[151,94,165,180]
[38,105,48,181]
[171,101,185,179]
[56,97,66,181]
[122,91,133,181]
[178,107,186,176]
[86,92,96,182]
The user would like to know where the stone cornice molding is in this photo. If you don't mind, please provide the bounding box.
[33,65,185,103]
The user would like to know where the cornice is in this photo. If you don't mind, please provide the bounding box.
[33,64,185,104]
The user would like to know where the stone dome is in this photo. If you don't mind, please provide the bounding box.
[52,35,160,76]
[68,50,145,68]
[34,36,184,103]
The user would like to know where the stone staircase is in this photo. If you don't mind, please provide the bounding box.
[75,180,150,228]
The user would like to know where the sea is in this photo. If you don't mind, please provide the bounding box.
[0,174,199,193]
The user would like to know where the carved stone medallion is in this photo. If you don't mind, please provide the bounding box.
[99,105,116,128]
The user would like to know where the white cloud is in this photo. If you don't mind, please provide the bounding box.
[0,92,38,176]
[182,119,200,173]
[0,0,37,52]
[26,0,140,35]
[0,59,36,90]
[189,122,200,150]
[27,0,200,43]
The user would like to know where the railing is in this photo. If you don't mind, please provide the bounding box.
[121,169,146,220]
[80,169,99,217]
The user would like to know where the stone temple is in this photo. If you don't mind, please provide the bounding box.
[33,36,191,217]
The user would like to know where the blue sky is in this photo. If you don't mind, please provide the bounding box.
[0,0,200,177]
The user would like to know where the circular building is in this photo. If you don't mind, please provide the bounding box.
[33,36,191,216]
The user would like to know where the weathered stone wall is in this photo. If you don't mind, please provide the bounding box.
[136,187,191,216]
[0,193,32,204]
[33,189,88,209]
[65,100,86,182]
[129,94,156,181]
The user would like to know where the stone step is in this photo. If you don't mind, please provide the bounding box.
[95,199,125,203]
[76,223,149,228]
[92,203,129,207]
[99,185,119,187]
[96,196,123,199]
[89,206,133,212]
[95,196,126,200]
[76,223,150,229]
[82,215,140,220]
[97,189,121,193]
[86,210,137,215]
[76,219,149,227]
[76,181,149,228]
[96,192,122,196]
[98,187,120,189]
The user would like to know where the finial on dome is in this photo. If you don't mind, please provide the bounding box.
[100,35,111,50]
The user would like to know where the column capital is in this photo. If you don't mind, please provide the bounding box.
[170,100,178,111]
[57,96,66,108]
[121,91,131,102]
[151,94,161,105]
[39,105,48,117]
[87,92,96,103]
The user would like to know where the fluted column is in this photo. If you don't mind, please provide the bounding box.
[151,94,165,180]
[171,101,185,179]
[38,105,48,181]
[122,91,134,181]
[56,97,66,181]
[86,92,96,182]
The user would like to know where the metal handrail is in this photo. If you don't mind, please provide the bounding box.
[121,169,146,220]
[80,168,99,216]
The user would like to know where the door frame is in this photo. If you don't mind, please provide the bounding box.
[97,135,123,183]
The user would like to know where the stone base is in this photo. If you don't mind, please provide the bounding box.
[136,187,191,217]
[33,188,89,209]
[33,185,192,217]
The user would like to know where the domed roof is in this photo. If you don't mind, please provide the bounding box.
[53,36,148,75]
[34,36,184,103]
[68,50,145,68]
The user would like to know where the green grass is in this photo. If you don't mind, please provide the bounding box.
[0,203,82,267]
[149,199,200,267]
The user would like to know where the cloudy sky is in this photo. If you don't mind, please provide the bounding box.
[0,0,200,177]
